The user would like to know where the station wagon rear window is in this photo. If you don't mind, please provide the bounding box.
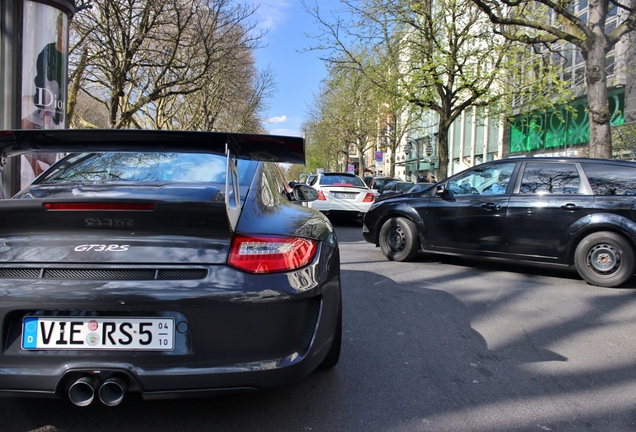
[581,163,636,196]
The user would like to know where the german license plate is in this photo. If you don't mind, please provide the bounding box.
[22,317,175,350]
[333,193,356,199]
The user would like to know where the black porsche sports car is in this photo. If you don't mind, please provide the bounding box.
[0,129,341,406]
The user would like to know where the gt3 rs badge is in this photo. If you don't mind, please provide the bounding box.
[74,244,129,252]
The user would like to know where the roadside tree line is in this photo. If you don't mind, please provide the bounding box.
[300,0,636,180]
[67,0,273,132]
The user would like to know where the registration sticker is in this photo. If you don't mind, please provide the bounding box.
[22,317,174,350]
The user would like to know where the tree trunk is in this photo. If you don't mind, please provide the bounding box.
[66,47,89,126]
[436,122,450,180]
[586,0,612,159]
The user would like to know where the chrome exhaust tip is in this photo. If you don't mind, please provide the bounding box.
[98,377,127,407]
[68,376,99,407]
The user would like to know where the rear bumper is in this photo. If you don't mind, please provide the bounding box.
[0,247,341,401]
[308,200,372,217]
[0,328,335,400]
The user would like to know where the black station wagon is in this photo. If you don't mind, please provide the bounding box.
[362,157,636,288]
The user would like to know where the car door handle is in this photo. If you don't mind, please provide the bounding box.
[561,203,582,210]
[482,203,501,211]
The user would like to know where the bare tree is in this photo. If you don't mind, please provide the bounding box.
[471,0,636,159]
[140,49,275,132]
[68,0,267,130]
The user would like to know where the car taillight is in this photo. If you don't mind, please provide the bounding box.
[228,234,319,274]
[317,191,327,201]
[363,193,375,202]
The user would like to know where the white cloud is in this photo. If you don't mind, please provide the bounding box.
[265,115,287,124]
[249,0,292,32]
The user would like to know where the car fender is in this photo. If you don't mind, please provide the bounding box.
[564,212,636,264]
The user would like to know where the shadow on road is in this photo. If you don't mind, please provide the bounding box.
[6,264,636,432]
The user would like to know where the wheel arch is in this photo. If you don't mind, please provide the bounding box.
[565,213,636,266]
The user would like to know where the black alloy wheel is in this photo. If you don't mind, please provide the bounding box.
[378,217,420,262]
[574,231,636,287]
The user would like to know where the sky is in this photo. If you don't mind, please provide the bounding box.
[247,0,342,137]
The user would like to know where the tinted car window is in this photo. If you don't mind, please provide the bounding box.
[581,163,636,196]
[447,162,515,195]
[319,175,366,187]
[519,162,581,194]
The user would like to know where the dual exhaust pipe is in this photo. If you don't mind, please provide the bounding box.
[68,375,128,407]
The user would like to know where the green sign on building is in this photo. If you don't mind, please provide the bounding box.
[510,89,625,154]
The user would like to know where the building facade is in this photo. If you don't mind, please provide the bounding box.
[380,1,636,180]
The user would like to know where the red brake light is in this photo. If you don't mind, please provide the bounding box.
[45,203,155,211]
[317,191,327,201]
[363,193,375,202]
[228,234,318,274]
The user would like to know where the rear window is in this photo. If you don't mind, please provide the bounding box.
[319,175,366,187]
[37,152,258,186]
[581,163,636,196]
[372,178,395,189]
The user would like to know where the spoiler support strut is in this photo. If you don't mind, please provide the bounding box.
[225,144,240,232]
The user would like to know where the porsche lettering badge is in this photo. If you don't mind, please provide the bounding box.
[85,218,135,228]
[74,244,129,252]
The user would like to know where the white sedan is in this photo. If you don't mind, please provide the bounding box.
[307,172,375,221]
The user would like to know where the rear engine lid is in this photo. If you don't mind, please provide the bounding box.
[0,197,232,264]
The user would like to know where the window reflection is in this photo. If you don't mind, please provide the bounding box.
[582,163,636,196]
[38,152,257,185]
[520,162,581,194]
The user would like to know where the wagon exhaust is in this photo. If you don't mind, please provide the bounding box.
[98,376,128,407]
[68,376,99,407]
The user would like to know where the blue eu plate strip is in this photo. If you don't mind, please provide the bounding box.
[22,317,39,349]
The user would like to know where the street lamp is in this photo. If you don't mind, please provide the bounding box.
[405,141,412,154]
[404,140,413,180]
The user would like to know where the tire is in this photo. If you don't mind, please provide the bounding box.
[574,231,636,288]
[378,217,420,262]
[318,305,341,370]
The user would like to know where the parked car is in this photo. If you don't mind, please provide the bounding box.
[363,176,400,196]
[363,157,636,288]
[307,172,375,221]
[0,129,342,405]
[376,180,414,201]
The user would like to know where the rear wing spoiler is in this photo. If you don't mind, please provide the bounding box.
[0,129,305,232]
[0,129,305,163]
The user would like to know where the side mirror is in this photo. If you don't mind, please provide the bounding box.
[435,184,445,196]
[436,184,454,198]
[293,184,319,202]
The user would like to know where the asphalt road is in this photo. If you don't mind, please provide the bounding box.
[4,219,636,432]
